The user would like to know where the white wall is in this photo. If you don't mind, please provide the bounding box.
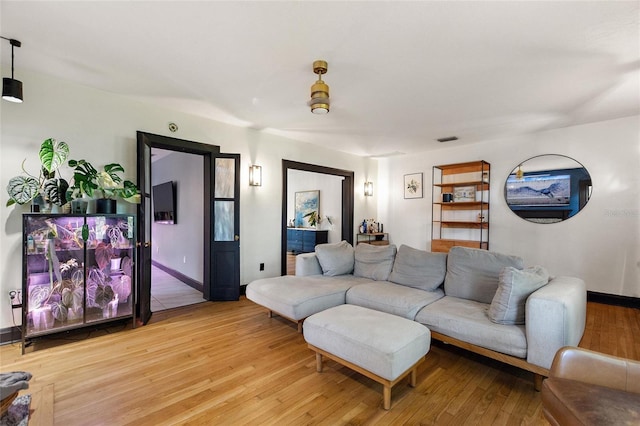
[379,115,640,297]
[152,151,204,281]
[0,70,377,329]
[287,170,344,243]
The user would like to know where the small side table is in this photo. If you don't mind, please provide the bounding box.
[357,233,389,246]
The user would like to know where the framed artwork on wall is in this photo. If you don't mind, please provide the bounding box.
[404,173,423,199]
[295,190,320,228]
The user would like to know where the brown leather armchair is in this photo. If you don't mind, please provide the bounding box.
[542,346,640,425]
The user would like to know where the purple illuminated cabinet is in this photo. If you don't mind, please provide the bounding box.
[21,214,136,353]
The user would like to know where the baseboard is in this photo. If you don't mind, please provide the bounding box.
[587,291,639,309]
[152,260,203,292]
[0,326,21,345]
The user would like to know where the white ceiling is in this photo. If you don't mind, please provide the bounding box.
[1,1,638,157]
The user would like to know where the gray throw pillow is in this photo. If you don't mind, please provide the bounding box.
[354,243,397,281]
[315,241,354,276]
[444,246,524,303]
[488,266,550,325]
[388,245,447,291]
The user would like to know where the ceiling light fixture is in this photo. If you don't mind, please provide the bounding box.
[309,60,329,114]
[1,37,23,103]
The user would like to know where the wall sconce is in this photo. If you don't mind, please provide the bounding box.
[364,181,373,197]
[1,37,23,103]
[249,165,262,186]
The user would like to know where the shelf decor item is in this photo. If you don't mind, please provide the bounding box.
[404,173,423,199]
[453,185,476,202]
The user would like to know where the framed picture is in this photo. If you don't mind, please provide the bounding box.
[404,173,423,199]
[295,190,320,228]
[453,185,476,202]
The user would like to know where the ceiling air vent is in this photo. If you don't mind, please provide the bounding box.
[437,136,459,143]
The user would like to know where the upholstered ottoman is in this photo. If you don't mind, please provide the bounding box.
[303,304,431,409]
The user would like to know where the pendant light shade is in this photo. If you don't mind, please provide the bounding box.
[3,77,23,103]
[310,60,329,114]
[1,38,23,103]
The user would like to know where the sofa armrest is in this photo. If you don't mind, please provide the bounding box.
[549,346,640,393]
[295,253,323,276]
[525,276,586,370]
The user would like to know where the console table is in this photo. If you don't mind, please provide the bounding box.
[286,229,329,254]
[357,233,389,246]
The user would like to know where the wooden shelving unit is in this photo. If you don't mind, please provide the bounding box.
[431,161,490,253]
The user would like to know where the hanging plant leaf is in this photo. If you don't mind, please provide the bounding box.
[61,287,73,307]
[39,138,69,173]
[72,285,84,309]
[95,243,113,272]
[51,302,68,322]
[6,176,39,205]
[95,284,115,309]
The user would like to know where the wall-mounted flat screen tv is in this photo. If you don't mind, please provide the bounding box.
[153,181,176,224]
[505,174,571,206]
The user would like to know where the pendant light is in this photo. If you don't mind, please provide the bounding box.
[2,37,23,103]
[309,60,329,114]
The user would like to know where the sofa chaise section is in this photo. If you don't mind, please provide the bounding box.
[246,274,370,331]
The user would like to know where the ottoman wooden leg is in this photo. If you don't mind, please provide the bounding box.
[316,353,323,373]
[410,368,417,387]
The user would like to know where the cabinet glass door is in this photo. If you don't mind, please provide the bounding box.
[85,215,135,323]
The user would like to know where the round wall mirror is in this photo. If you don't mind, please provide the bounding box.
[505,154,592,224]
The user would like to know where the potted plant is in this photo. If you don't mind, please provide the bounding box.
[68,159,140,213]
[5,138,70,211]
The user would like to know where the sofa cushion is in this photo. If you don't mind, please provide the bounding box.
[388,244,447,291]
[415,296,527,358]
[315,241,354,276]
[444,246,524,304]
[353,243,397,281]
[488,266,549,325]
[346,281,445,320]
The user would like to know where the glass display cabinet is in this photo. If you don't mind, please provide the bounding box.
[22,214,136,353]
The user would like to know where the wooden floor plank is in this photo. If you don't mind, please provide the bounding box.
[0,299,637,425]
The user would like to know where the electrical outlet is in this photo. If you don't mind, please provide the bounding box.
[9,289,22,309]
[259,263,264,271]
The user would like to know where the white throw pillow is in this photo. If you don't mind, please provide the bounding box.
[488,265,549,325]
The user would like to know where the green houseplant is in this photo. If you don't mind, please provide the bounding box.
[68,159,140,212]
[6,138,70,209]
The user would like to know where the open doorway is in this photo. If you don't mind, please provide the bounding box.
[150,148,206,310]
[281,160,354,275]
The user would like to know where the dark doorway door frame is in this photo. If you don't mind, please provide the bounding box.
[136,132,220,323]
[281,160,354,275]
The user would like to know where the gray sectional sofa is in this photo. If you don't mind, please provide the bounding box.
[246,242,587,387]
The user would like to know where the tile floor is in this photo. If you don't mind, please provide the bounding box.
[151,265,207,311]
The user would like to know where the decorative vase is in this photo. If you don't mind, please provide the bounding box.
[71,199,88,214]
[96,198,117,214]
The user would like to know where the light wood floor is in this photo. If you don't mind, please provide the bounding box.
[0,300,638,425]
